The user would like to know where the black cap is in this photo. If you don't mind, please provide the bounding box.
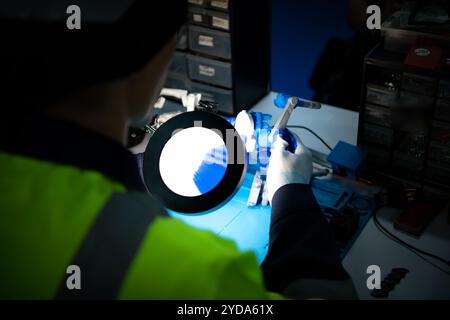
[0,0,187,108]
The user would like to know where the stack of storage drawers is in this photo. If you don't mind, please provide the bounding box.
[359,45,450,189]
[164,0,270,115]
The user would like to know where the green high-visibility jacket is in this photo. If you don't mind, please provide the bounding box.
[0,151,281,299]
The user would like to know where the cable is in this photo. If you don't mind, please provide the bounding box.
[373,206,450,275]
[377,222,450,276]
[287,125,333,151]
[373,207,450,266]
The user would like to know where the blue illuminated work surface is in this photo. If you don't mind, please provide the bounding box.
[169,168,271,264]
[169,92,363,264]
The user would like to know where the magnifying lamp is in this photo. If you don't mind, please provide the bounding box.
[143,111,247,214]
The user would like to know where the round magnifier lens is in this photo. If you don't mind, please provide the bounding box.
[144,111,246,214]
[159,127,228,197]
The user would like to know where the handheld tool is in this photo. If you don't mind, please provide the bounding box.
[268,94,322,143]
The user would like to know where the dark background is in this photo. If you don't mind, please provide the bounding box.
[271,0,353,101]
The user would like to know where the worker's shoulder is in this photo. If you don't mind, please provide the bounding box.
[0,150,125,194]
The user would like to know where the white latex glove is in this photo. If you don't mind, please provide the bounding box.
[266,133,313,204]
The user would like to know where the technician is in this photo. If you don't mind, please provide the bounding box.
[0,0,356,299]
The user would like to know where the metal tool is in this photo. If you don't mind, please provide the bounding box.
[247,171,263,207]
[268,95,322,143]
[268,96,298,142]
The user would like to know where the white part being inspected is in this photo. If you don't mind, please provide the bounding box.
[161,88,188,101]
[154,96,166,109]
[185,93,202,112]
[234,110,257,152]
[160,88,202,111]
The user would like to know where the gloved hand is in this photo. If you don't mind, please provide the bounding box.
[266,132,313,204]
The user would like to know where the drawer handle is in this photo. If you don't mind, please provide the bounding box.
[193,14,203,23]
[198,35,214,47]
[198,65,216,77]
[188,0,204,5]
[212,16,229,30]
[210,0,228,10]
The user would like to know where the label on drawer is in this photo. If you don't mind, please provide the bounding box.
[188,0,204,5]
[210,0,228,9]
[212,16,229,30]
[193,14,203,23]
[198,35,214,47]
[198,65,216,77]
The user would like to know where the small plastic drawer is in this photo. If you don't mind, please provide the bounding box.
[398,91,433,109]
[426,161,450,185]
[366,84,398,108]
[191,81,233,114]
[438,79,450,99]
[208,0,229,11]
[208,10,230,31]
[363,145,390,166]
[164,73,191,91]
[430,121,450,146]
[428,142,450,165]
[362,123,393,148]
[393,151,424,176]
[187,54,232,88]
[435,81,450,121]
[168,52,188,76]
[188,7,210,27]
[435,99,450,122]
[391,113,428,135]
[401,73,437,96]
[364,104,392,127]
[394,131,427,159]
[176,25,188,50]
[189,25,231,60]
[188,8,230,31]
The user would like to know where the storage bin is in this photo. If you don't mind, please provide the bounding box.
[189,25,231,59]
[188,54,232,88]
